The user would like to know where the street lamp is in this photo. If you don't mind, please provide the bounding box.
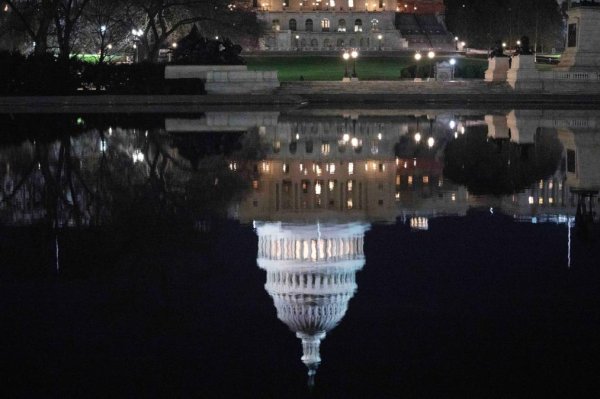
[427,50,435,79]
[377,34,383,50]
[342,51,350,80]
[351,49,358,79]
[414,51,422,80]
[449,58,456,79]
[454,36,459,50]
[131,28,143,62]
[295,34,300,51]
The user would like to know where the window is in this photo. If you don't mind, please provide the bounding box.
[289,19,297,31]
[568,23,577,48]
[321,18,330,32]
[567,149,576,173]
[348,0,354,7]
[272,19,280,31]
[306,19,313,32]
[354,19,362,32]
[338,19,346,32]
[371,18,379,31]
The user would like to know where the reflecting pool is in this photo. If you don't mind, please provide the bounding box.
[1,107,599,397]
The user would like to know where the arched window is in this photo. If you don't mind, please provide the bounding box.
[349,38,356,47]
[300,38,307,47]
[371,18,379,31]
[338,19,346,32]
[272,19,280,31]
[323,38,331,48]
[354,19,362,32]
[310,38,318,47]
[321,18,330,32]
[337,38,345,47]
[289,19,297,31]
[305,19,313,32]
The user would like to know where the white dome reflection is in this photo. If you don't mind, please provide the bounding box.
[255,221,369,387]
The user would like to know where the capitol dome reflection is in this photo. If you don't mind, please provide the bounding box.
[255,221,369,387]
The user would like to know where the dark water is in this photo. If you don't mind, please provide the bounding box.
[1,108,599,398]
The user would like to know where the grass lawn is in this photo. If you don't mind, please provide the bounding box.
[246,55,488,81]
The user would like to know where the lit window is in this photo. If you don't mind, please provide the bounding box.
[347,199,353,209]
[539,198,544,205]
[321,143,330,155]
[329,163,336,174]
[348,162,354,175]
[315,182,322,195]
[408,176,413,185]
[422,176,429,184]
[528,196,534,204]
[396,175,401,185]
[451,193,456,201]
[253,180,259,189]
[347,180,353,191]
[328,180,336,191]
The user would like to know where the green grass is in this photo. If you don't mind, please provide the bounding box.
[246,55,488,81]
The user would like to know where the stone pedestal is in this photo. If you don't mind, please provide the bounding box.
[557,6,600,71]
[485,57,510,82]
[507,55,542,91]
[435,61,454,81]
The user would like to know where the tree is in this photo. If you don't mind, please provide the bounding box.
[122,0,263,62]
[4,0,59,55]
[445,0,564,51]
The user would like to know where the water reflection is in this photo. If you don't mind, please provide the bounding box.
[255,221,369,387]
[1,108,599,393]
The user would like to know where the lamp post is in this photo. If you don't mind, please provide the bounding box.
[454,36,459,50]
[342,50,350,81]
[351,49,358,79]
[295,34,300,51]
[449,58,456,80]
[427,50,435,79]
[414,51,422,80]
[132,28,143,62]
[377,34,383,50]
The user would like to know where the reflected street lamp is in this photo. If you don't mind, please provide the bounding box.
[351,50,358,79]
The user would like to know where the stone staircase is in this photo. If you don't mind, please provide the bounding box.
[276,80,513,95]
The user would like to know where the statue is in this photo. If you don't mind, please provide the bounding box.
[171,25,245,65]
[489,40,507,58]
[515,36,533,56]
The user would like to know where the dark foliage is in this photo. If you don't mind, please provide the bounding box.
[172,25,245,65]
[0,51,204,95]
[0,51,83,95]
[443,127,563,196]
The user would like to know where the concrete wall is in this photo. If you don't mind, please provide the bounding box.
[205,70,280,94]
[165,65,247,80]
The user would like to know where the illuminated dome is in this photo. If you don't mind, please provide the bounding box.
[255,221,369,386]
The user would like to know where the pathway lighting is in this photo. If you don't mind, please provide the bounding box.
[377,34,383,50]
[427,137,435,148]
[414,133,422,143]
[343,51,350,79]
[351,50,359,78]
[427,51,435,79]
